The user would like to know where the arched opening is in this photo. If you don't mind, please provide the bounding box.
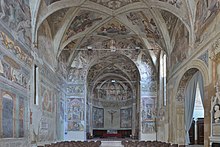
[86,54,141,139]
[176,68,205,145]
[190,83,204,145]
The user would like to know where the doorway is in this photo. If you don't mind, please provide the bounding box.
[189,83,204,145]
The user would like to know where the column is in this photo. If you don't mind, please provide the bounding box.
[132,102,136,138]
[89,103,93,138]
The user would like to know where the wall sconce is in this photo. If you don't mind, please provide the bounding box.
[87,46,93,51]
[135,46,140,52]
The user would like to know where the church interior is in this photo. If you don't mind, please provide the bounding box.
[0,0,220,147]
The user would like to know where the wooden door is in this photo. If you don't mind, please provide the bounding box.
[197,118,204,145]
[189,120,195,144]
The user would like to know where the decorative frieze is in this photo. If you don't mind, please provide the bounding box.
[0,31,33,67]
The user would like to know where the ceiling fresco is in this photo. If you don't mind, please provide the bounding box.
[64,10,104,41]
[95,19,131,37]
[160,10,178,37]
[79,35,145,50]
[87,54,139,83]
[93,78,133,101]
[158,0,182,8]
[89,0,140,10]
[126,11,161,39]
[47,8,70,37]
[32,0,220,77]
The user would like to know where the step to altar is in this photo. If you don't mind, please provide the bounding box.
[100,141,123,147]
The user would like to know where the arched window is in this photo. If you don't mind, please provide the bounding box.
[162,54,167,106]
[160,53,167,106]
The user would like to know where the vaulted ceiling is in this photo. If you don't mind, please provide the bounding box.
[33,0,193,71]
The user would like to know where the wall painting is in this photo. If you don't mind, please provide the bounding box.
[67,98,84,131]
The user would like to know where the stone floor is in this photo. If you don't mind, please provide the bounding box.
[100,141,123,147]
[99,141,204,147]
[187,145,204,147]
[100,142,205,147]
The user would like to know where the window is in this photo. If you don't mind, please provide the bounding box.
[34,65,39,105]
[160,53,167,106]
[163,54,167,106]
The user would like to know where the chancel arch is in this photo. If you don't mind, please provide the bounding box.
[86,54,140,138]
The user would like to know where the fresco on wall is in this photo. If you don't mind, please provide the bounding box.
[141,79,157,93]
[0,0,32,46]
[142,121,155,134]
[120,108,132,128]
[93,107,104,128]
[2,91,15,138]
[170,23,189,72]
[58,41,78,78]
[66,84,84,96]
[68,50,93,82]
[0,31,33,67]
[19,97,25,137]
[142,97,156,121]
[141,96,156,133]
[138,53,156,84]
[35,118,55,142]
[93,80,133,101]
[176,68,198,103]
[40,65,58,85]
[41,85,53,113]
[90,0,140,10]
[68,68,86,83]
[0,87,28,139]
[64,10,103,41]
[67,98,84,131]
[60,100,64,120]
[38,21,55,68]
[0,55,29,89]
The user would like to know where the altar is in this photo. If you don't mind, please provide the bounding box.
[102,133,122,138]
[93,129,131,138]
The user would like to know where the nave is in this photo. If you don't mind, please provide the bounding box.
[1,0,220,147]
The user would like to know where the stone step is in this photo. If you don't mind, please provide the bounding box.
[100,141,123,147]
